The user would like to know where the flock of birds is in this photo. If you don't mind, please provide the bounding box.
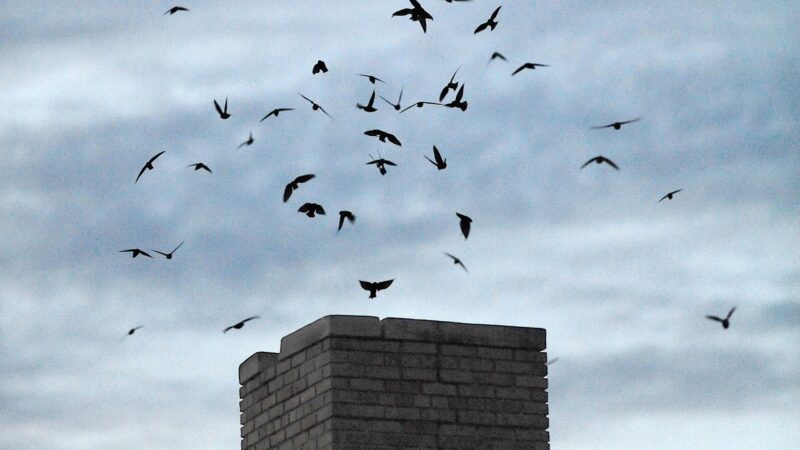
[119,2,738,339]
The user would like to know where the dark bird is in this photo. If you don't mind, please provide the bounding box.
[299,93,333,119]
[445,84,468,111]
[312,60,328,74]
[213,97,230,119]
[392,0,433,33]
[150,241,184,260]
[380,87,404,111]
[338,211,356,231]
[456,212,472,239]
[359,74,384,84]
[120,249,152,259]
[658,189,684,202]
[164,6,189,15]
[283,174,315,203]
[259,108,294,122]
[224,316,260,333]
[488,52,507,64]
[367,155,397,176]
[425,145,447,170]
[364,129,401,146]
[187,162,212,173]
[400,100,443,113]
[439,66,461,101]
[359,279,394,299]
[580,156,619,170]
[444,252,468,272]
[298,203,325,218]
[357,90,379,112]
[474,6,501,34]
[706,307,736,329]
[591,117,642,130]
[120,326,144,342]
[135,150,165,183]
[511,62,550,75]
[237,131,254,149]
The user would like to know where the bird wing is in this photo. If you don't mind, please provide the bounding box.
[399,104,417,113]
[139,251,153,258]
[283,184,294,202]
[397,87,404,103]
[171,241,184,253]
[295,174,315,184]
[602,158,620,170]
[298,203,311,213]
[620,117,642,125]
[259,112,272,122]
[214,99,223,115]
[120,249,136,253]
[364,129,380,137]
[135,165,148,183]
[314,204,326,215]
[242,315,260,323]
[379,95,396,107]
[338,214,345,231]
[705,315,724,322]
[726,307,737,320]
[580,158,595,169]
[591,123,614,129]
[387,133,402,146]
[439,85,450,102]
[433,146,443,164]
[223,325,235,333]
[392,8,414,17]
[658,193,670,202]
[492,52,506,60]
[418,15,428,33]
[375,279,394,290]
[298,93,314,104]
[454,85,465,102]
[200,164,212,173]
[444,252,457,261]
[511,64,526,76]
[460,221,470,238]
[670,189,683,196]
[474,22,488,34]
[383,159,397,166]
[490,6,502,20]
[151,249,169,257]
[424,155,436,166]
[148,150,166,165]
[317,105,333,119]
[359,280,374,291]
[367,90,376,106]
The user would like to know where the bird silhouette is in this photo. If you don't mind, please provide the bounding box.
[338,211,356,231]
[706,307,736,329]
[488,52,507,64]
[659,189,683,202]
[283,174,315,202]
[511,63,550,75]
[120,249,152,258]
[392,0,433,33]
[359,74,384,84]
[425,145,447,170]
[359,279,394,299]
[580,156,619,170]
[456,212,472,239]
[236,131,254,149]
[299,93,333,119]
[364,129,401,146]
[120,326,144,342]
[135,150,165,183]
[213,97,230,119]
[591,117,641,130]
[259,108,294,122]
[439,66,460,101]
[445,84,468,111]
[187,162,212,173]
[444,252,468,272]
[400,100,443,113]
[367,154,397,176]
[164,6,189,15]
[380,87,404,111]
[312,60,328,74]
[224,316,260,333]
[150,241,184,260]
[298,203,325,218]
[357,90,379,112]
[474,6,501,34]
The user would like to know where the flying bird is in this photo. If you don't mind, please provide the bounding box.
[364,129,401,146]
[213,97,230,119]
[338,211,356,231]
[380,87,404,111]
[425,145,447,170]
[298,203,325,218]
[367,156,397,176]
[357,90,379,112]
[591,117,642,130]
[445,84,468,111]
[299,93,333,119]
[283,174,315,202]
[706,307,736,329]
[359,279,394,299]
[224,316,260,333]
[359,74,384,84]
[400,100,443,113]
[580,156,619,170]
[312,60,328,74]
[120,326,144,342]
[658,189,684,202]
[392,0,433,33]
[488,52,507,64]
[164,6,189,15]
[259,108,293,122]
[456,212,472,239]
[187,162,212,173]
[236,131,254,149]
[512,63,550,75]
[150,241,184,260]
[474,6,501,34]
[135,150,166,183]
[439,66,461,101]
[119,249,152,259]
[444,252,468,272]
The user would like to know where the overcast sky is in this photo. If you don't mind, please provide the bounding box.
[1,1,798,449]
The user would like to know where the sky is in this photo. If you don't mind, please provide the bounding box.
[1,1,798,449]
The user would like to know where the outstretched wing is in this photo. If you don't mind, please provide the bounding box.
[214,99,223,115]
[705,315,724,323]
[359,280,374,291]
[387,133,402,146]
[375,279,394,291]
[490,6,502,20]
[580,158,596,169]
[474,22,489,34]
[364,129,380,137]
[295,174,315,184]
[283,184,293,202]
[433,146,443,164]
[726,307,737,320]
[298,203,311,213]
[511,64,527,76]
[602,157,620,170]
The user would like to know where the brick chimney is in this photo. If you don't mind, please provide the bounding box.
[238,316,549,449]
